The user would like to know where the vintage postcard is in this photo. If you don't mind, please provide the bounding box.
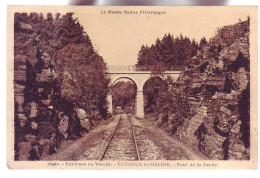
[7,6,257,169]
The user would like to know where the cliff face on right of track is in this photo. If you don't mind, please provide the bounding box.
[163,19,250,160]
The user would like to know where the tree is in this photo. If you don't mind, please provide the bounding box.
[199,37,208,50]
[136,33,199,70]
[55,43,109,119]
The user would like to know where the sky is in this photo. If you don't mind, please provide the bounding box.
[73,6,251,66]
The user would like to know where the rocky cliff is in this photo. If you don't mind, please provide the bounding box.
[155,19,250,160]
[14,13,109,160]
[179,19,249,160]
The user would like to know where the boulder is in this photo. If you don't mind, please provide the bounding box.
[220,106,231,116]
[15,95,24,112]
[75,108,87,120]
[186,109,205,138]
[230,120,241,134]
[58,113,69,138]
[38,88,44,93]
[24,134,36,142]
[14,83,25,93]
[19,22,32,30]
[206,75,225,87]
[75,108,91,131]
[236,67,249,91]
[29,102,38,118]
[188,96,200,105]
[17,113,27,127]
[27,56,38,68]
[36,68,57,83]
[80,119,91,131]
[15,64,27,70]
[41,99,52,106]
[214,60,224,71]
[18,142,31,160]
[228,151,243,160]
[38,138,51,158]
[31,121,38,130]
[14,70,26,82]
[15,54,26,64]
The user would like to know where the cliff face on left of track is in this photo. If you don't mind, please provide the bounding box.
[14,13,110,161]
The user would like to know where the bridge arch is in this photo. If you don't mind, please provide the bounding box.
[142,76,166,89]
[109,77,137,113]
[106,65,182,117]
[110,76,138,90]
[143,77,168,114]
[109,75,144,91]
[107,75,144,117]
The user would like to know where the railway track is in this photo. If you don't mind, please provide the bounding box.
[100,114,141,161]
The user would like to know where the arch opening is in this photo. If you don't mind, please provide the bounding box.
[109,77,137,115]
[143,77,168,115]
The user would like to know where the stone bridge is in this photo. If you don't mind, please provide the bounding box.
[106,65,182,117]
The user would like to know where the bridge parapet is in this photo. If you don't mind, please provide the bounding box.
[107,65,136,72]
[107,65,183,73]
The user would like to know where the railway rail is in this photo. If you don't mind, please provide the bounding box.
[100,114,141,161]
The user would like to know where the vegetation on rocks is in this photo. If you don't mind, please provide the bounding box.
[137,18,250,160]
[14,12,109,160]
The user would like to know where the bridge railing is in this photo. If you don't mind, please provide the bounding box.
[107,65,136,72]
[135,65,183,71]
[107,65,183,72]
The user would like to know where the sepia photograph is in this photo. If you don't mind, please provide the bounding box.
[6,6,257,169]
